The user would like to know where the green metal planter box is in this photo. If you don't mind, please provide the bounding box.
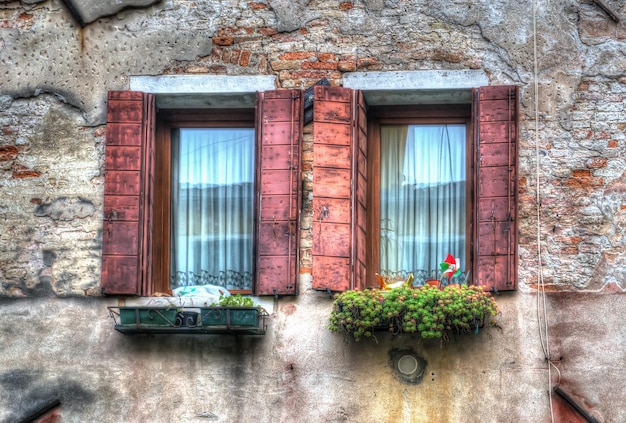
[200,307,259,327]
[119,307,179,327]
[108,306,267,335]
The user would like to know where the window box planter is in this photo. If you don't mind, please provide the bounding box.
[118,307,180,327]
[108,305,268,335]
[328,284,499,343]
[200,307,260,328]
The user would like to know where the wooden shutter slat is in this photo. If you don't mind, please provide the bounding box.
[353,90,368,291]
[473,85,519,291]
[101,91,154,295]
[255,90,302,296]
[312,87,368,292]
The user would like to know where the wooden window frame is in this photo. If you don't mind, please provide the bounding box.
[152,109,256,295]
[311,85,518,292]
[102,90,302,297]
[366,105,472,288]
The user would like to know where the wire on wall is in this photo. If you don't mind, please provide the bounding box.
[532,1,559,422]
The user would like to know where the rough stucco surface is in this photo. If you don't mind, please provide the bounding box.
[1,0,626,422]
[61,0,162,25]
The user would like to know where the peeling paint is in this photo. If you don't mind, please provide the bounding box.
[34,197,96,220]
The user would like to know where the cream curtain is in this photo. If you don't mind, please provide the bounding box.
[170,128,255,290]
[380,124,466,283]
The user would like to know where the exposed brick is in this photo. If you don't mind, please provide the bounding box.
[249,2,267,9]
[258,27,278,36]
[291,70,327,79]
[270,60,300,71]
[579,18,612,38]
[608,140,619,148]
[572,129,593,140]
[212,46,223,60]
[555,236,583,245]
[318,53,336,62]
[338,60,356,72]
[221,49,231,63]
[230,49,241,65]
[356,57,378,69]
[256,56,267,72]
[572,169,591,178]
[240,50,251,67]
[444,53,463,63]
[560,246,579,255]
[586,157,607,168]
[0,146,18,161]
[278,70,292,80]
[301,61,337,70]
[279,51,315,60]
[563,176,604,188]
[339,2,353,10]
[328,71,342,80]
[213,36,234,46]
[12,167,41,179]
[272,33,304,43]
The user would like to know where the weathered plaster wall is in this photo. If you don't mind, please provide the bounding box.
[1,0,625,422]
[0,292,622,422]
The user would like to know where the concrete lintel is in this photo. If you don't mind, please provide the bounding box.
[343,70,488,91]
[129,75,277,94]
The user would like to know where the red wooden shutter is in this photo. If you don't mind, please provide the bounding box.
[353,90,368,291]
[473,85,519,291]
[312,87,367,291]
[255,90,302,295]
[101,91,155,295]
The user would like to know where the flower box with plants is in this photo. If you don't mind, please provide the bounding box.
[200,294,265,328]
[328,283,499,343]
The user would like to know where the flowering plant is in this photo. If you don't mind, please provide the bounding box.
[328,283,499,342]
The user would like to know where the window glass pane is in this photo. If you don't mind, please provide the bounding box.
[380,124,466,284]
[170,128,255,291]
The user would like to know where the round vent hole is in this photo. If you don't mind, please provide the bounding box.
[397,355,419,375]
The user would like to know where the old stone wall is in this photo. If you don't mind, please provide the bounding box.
[1,0,625,422]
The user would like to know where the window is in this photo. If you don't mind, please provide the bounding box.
[312,85,518,292]
[102,90,302,296]
[153,111,256,294]
[374,113,470,284]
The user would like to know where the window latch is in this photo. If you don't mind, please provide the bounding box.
[317,205,329,221]
[106,209,118,238]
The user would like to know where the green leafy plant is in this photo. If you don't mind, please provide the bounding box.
[213,294,255,308]
[328,284,499,342]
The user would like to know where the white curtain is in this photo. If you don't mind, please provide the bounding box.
[170,128,255,290]
[380,124,466,283]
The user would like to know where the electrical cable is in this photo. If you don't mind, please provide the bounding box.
[532,1,556,422]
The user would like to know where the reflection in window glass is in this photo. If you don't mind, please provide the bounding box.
[170,128,255,291]
[380,124,466,281]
